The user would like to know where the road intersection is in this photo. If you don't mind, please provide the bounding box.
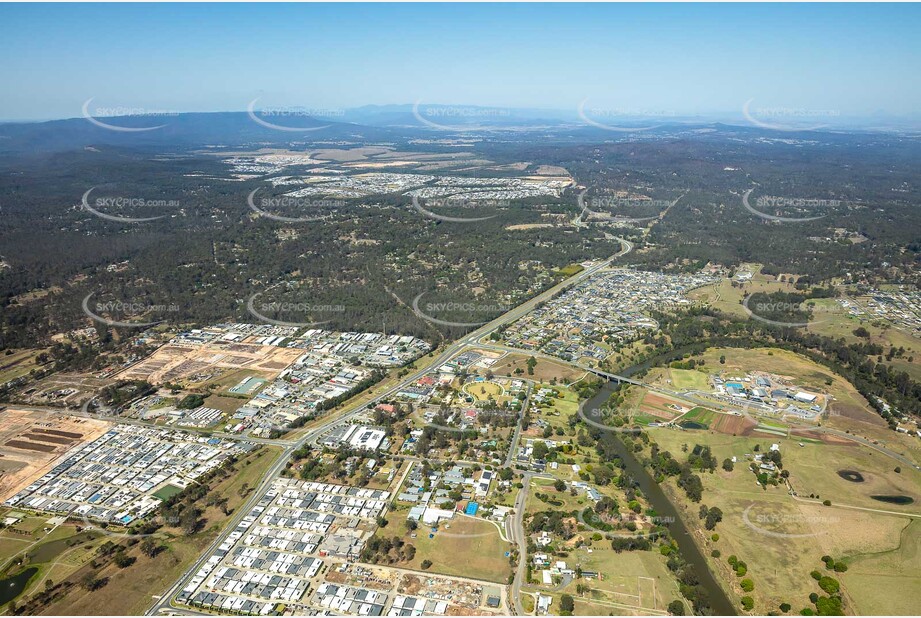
[146,244,634,614]
[136,235,916,613]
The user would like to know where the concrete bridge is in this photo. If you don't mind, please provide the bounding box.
[583,366,645,386]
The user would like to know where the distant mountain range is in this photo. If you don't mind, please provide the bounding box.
[336,103,704,128]
[1,103,917,156]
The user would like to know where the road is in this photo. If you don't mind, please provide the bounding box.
[506,471,555,616]
[504,382,531,467]
[475,338,920,474]
[146,339,471,614]
[507,472,533,616]
[10,402,297,447]
[459,237,633,348]
[32,228,910,615]
[148,244,635,614]
[675,390,920,471]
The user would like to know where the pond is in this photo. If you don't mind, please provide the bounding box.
[0,567,38,605]
[27,529,100,564]
[870,495,914,505]
[836,470,865,483]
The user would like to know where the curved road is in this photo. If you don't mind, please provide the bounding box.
[133,231,916,614]
[148,244,634,615]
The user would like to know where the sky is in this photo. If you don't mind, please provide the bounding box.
[1,2,920,122]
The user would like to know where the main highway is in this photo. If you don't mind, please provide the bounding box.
[123,231,916,613]
[147,240,634,614]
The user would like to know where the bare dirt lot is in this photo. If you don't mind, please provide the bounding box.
[0,409,110,500]
[534,165,569,176]
[638,392,686,420]
[116,341,300,385]
[323,563,397,591]
[23,372,111,408]
[711,413,756,435]
[398,573,498,614]
[505,223,555,231]
[827,398,885,424]
[790,428,854,445]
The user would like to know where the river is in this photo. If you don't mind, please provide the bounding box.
[617,343,709,380]
[582,381,737,616]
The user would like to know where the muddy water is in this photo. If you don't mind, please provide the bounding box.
[583,381,737,615]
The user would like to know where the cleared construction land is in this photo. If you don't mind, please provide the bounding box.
[115,341,300,386]
[0,409,110,501]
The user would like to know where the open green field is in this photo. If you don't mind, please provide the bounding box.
[700,347,833,392]
[687,275,792,320]
[578,549,683,612]
[520,593,535,614]
[464,380,504,402]
[631,412,664,426]
[0,518,109,609]
[526,478,592,516]
[379,505,512,584]
[490,353,589,383]
[0,536,32,560]
[2,514,52,535]
[758,418,789,430]
[837,517,921,615]
[785,444,920,514]
[647,428,921,615]
[653,427,921,515]
[525,546,683,616]
[534,382,580,418]
[152,484,183,501]
[202,394,244,415]
[24,530,99,565]
[689,277,921,381]
[680,407,716,428]
[668,368,710,391]
[754,425,787,437]
[412,516,512,583]
[554,263,585,277]
[0,349,46,384]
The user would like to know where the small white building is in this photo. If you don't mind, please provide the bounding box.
[421,507,455,525]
